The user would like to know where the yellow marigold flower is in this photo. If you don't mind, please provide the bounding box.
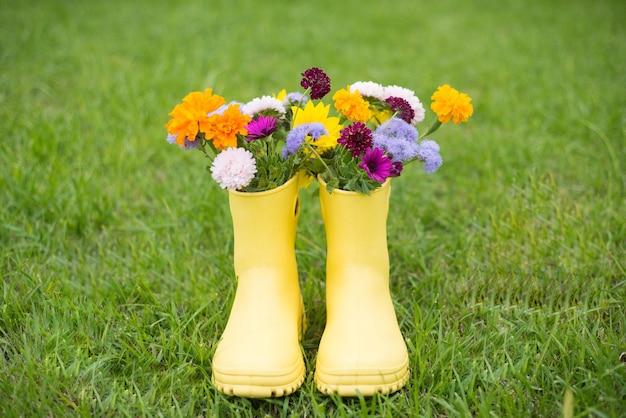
[205,104,251,150]
[332,86,372,122]
[292,101,341,151]
[165,88,226,146]
[430,84,473,124]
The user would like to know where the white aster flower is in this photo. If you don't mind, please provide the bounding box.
[349,81,386,100]
[383,85,426,124]
[210,148,257,190]
[241,95,286,116]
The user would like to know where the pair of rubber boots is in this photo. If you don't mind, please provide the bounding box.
[211,176,409,398]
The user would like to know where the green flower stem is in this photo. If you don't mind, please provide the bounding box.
[419,117,442,139]
[290,87,311,129]
[198,140,215,163]
[402,155,420,166]
[305,142,337,182]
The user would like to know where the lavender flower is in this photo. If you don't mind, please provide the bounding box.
[358,147,393,183]
[245,116,278,141]
[417,140,443,174]
[282,122,328,157]
[301,67,331,99]
[372,117,419,162]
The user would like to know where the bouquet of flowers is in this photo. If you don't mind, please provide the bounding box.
[165,67,473,193]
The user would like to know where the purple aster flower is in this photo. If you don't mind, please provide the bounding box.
[385,96,415,124]
[283,92,309,106]
[245,115,278,141]
[389,161,403,177]
[372,117,419,162]
[337,122,373,157]
[300,67,331,100]
[358,147,393,183]
[282,122,328,157]
[417,140,442,174]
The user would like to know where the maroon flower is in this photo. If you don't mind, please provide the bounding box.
[358,147,393,183]
[389,161,403,177]
[337,122,373,157]
[300,67,331,99]
[385,96,415,124]
[245,115,278,141]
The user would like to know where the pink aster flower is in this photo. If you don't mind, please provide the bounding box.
[210,147,257,190]
[301,67,331,99]
[358,147,393,183]
[245,115,278,141]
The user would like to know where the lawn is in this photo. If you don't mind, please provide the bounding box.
[1,0,624,416]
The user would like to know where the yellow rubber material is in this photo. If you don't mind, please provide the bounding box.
[211,176,305,398]
[315,178,409,396]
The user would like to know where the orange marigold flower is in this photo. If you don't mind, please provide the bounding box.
[166,104,202,146]
[332,87,372,123]
[205,104,251,150]
[430,84,473,124]
[165,88,226,146]
[183,88,226,114]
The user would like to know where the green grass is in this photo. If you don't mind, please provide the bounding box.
[1,0,625,416]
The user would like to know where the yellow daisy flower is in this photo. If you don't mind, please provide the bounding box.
[274,89,287,102]
[292,101,341,150]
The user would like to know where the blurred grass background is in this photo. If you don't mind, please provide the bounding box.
[1,0,624,416]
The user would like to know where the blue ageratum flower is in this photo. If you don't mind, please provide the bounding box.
[372,117,419,162]
[283,92,308,106]
[167,133,199,150]
[417,140,442,174]
[282,122,328,157]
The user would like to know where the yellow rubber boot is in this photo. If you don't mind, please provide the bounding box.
[315,178,409,396]
[211,176,305,397]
